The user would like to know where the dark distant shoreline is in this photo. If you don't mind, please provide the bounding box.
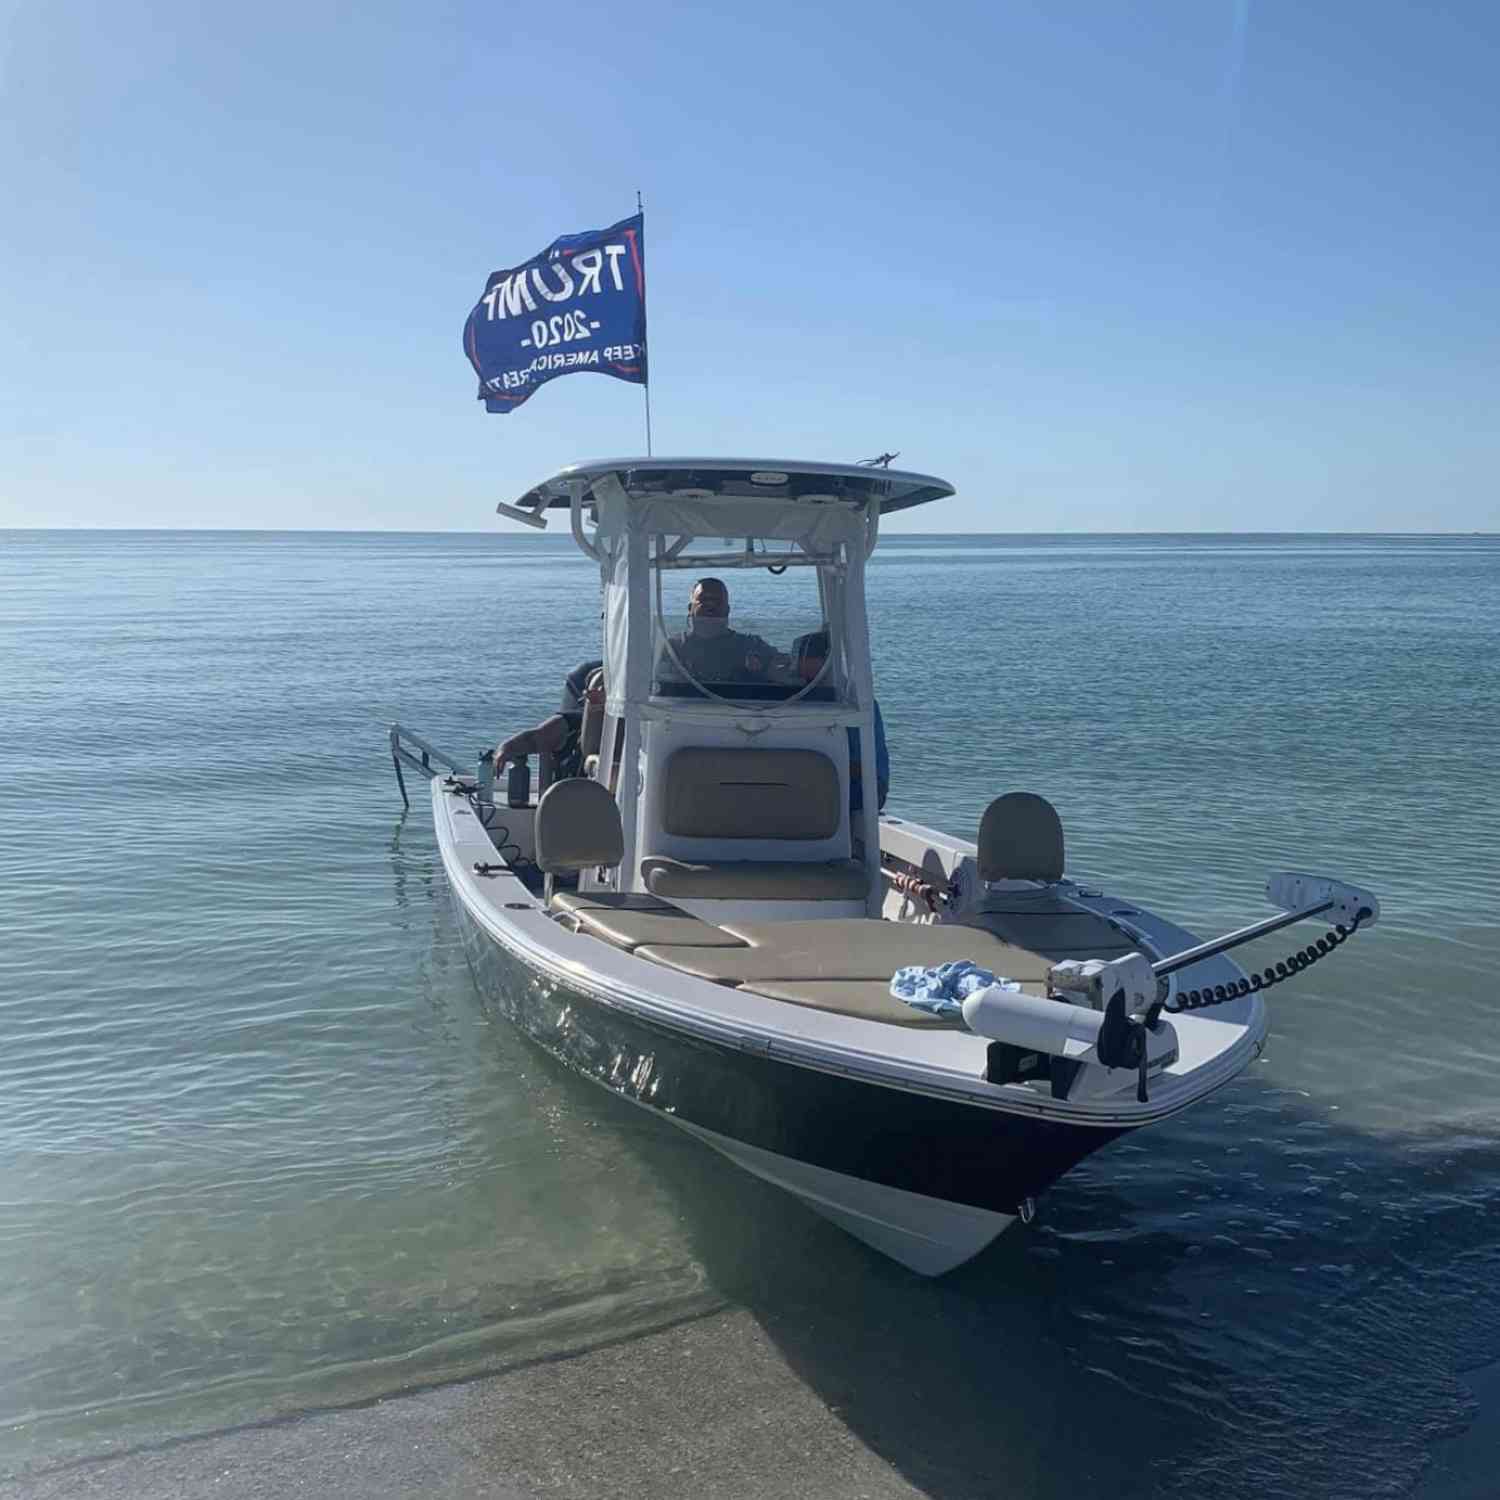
[3,527,1495,539]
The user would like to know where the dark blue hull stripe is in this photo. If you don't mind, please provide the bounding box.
[455,899,1124,1216]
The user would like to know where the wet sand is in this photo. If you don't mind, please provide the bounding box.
[7,1310,1495,1499]
[1,1311,923,1500]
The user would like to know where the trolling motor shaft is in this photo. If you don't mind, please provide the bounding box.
[1154,873,1378,978]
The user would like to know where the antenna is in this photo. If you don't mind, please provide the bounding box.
[858,451,900,469]
[637,189,651,455]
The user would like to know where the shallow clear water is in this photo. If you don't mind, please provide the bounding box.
[2,530,1498,1495]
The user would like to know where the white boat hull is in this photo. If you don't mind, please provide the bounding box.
[675,1119,1015,1275]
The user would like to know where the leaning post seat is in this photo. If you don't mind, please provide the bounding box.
[638,746,863,903]
[661,747,841,839]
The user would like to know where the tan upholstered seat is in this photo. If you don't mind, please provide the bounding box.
[535,779,624,872]
[639,747,859,901]
[548,891,746,951]
[550,890,671,918]
[641,858,867,901]
[633,918,1054,986]
[978,792,1065,882]
[737,979,968,1028]
[661,748,841,840]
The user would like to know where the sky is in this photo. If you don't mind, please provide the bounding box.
[2,0,1496,533]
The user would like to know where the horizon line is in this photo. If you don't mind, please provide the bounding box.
[2,525,1496,538]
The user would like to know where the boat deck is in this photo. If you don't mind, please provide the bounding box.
[548,891,1120,1030]
[438,780,1267,1128]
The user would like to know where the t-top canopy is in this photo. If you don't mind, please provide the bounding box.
[497,457,954,529]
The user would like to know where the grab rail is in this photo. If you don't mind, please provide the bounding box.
[389,722,468,810]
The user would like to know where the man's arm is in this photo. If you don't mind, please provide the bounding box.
[656,636,690,682]
[494,713,575,774]
[743,634,790,678]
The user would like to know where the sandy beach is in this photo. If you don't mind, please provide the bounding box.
[2,1311,926,1500]
[9,1313,1496,1500]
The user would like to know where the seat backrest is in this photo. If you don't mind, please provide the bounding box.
[978,792,1065,882]
[579,684,605,761]
[663,748,840,841]
[535,778,624,872]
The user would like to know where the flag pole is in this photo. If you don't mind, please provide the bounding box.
[638,188,652,456]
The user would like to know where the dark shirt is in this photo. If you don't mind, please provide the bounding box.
[659,628,779,686]
[550,711,584,780]
[848,701,891,813]
[561,658,604,712]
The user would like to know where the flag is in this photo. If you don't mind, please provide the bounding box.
[462,213,647,414]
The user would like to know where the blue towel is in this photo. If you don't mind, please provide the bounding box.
[889,961,1021,1018]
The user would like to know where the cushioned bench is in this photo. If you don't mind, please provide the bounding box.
[640,858,867,901]
[549,890,747,952]
[737,979,969,1029]
[969,893,1138,960]
[552,901,1058,1029]
[633,918,1055,986]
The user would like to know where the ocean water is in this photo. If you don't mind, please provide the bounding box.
[2,529,1498,1496]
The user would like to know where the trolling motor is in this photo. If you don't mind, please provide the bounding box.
[965,953,1171,1104]
[964,872,1379,1103]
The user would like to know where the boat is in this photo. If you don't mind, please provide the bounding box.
[391,458,1378,1275]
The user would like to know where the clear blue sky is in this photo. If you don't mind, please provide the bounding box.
[3,0,1496,531]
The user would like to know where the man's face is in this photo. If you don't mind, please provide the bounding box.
[688,582,729,634]
[689,582,728,617]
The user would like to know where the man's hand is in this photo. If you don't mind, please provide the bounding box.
[493,715,569,774]
[493,731,532,774]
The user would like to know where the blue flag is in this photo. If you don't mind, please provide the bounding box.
[463,213,647,414]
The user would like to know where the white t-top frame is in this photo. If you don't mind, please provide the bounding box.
[501,460,955,916]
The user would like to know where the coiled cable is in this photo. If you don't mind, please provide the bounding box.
[1166,908,1370,1012]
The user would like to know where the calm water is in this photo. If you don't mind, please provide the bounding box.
[2,530,1498,1495]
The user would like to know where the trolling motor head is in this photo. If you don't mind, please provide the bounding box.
[963,952,1173,1103]
[1047,952,1157,1013]
[1046,954,1162,1100]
